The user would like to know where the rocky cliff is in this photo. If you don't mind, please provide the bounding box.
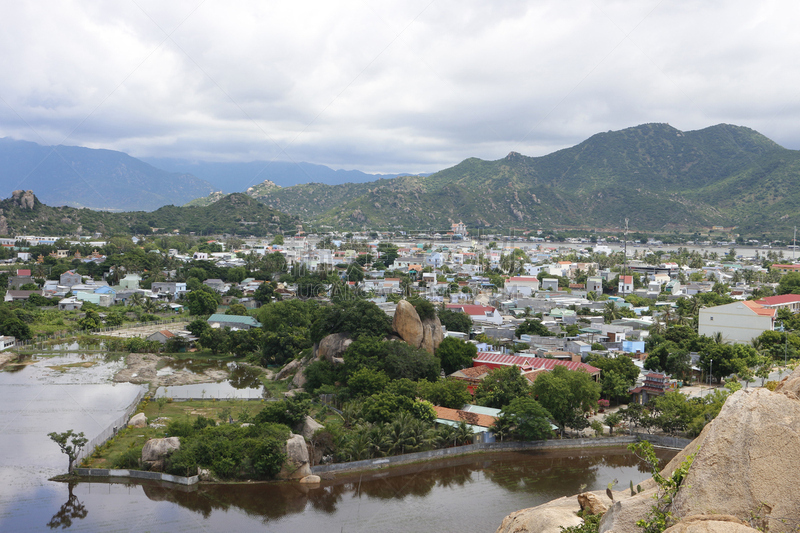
[496,367,800,533]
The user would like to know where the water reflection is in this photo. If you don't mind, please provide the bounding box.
[47,483,87,530]
[115,448,675,525]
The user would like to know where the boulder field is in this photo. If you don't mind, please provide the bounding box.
[496,367,800,533]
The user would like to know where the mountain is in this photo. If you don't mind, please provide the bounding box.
[0,138,215,211]
[144,158,427,192]
[245,123,800,234]
[0,190,298,237]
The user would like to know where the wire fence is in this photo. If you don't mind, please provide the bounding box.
[75,388,147,466]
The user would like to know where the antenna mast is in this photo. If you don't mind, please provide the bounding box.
[623,218,629,297]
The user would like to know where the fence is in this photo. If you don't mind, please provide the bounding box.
[311,433,692,475]
[75,387,147,465]
[74,468,198,486]
[13,318,190,350]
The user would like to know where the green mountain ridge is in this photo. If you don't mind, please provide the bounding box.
[0,191,298,237]
[227,123,799,233]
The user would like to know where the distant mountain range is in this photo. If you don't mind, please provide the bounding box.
[0,138,215,211]
[142,158,428,192]
[234,123,800,234]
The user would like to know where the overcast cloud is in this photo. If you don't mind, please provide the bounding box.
[1,0,799,174]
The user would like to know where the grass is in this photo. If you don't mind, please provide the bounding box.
[81,397,273,469]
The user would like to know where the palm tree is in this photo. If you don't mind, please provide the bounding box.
[128,292,144,308]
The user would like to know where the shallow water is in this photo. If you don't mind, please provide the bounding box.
[0,353,676,533]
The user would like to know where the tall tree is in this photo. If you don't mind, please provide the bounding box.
[532,366,601,437]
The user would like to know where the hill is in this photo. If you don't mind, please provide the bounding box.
[145,158,427,192]
[0,190,298,237]
[0,138,216,211]
[246,123,800,233]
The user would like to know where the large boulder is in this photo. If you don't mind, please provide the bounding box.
[301,415,324,440]
[663,515,758,533]
[279,433,312,480]
[317,333,352,365]
[128,412,147,428]
[495,495,584,533]
[669,387,800,532]
[276,358,302,380]
[420,314,445,354]
[392,300,424,348]
[578,492,608,516]
[141,437,180,472]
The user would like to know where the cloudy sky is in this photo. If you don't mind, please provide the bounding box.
[1,0,799,174]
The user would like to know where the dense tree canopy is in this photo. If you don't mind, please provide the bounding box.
[532,366,601,437]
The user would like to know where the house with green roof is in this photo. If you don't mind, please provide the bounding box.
[207,313,262,330]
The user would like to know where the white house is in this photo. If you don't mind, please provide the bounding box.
[0,336,15,351]
[619,275,633,294]
[504,276,540,297]
[698,300,776,344]
[445,304,504,326]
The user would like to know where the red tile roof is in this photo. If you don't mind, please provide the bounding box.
[743,300,776,318]
[446,304,497,316]
[755,294,800,306]
[433,406,496,428]
[473,352,600,375]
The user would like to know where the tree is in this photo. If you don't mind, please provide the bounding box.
[492,397,553,441]
[77,310,101,331]
[416,379,471,409]
[48,430,88,473]
[186,286,221,315]
[225,303,249,316]
[271,234,284,245]
[436,337,478,374]
[515,319,552,338]
[777,272,800,295]
[532,365,601,437]
[438,308,473,334]
[474,365,532,409]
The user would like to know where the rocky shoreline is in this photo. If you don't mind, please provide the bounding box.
[495,367,800,533]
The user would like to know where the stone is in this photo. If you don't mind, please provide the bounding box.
[276,358,301,381]
[392,300,424,349]
[317,333,352,365]
[299,475,321,484]
[663,515,758,533]
[670,388,800,532]
[495,496,583,533]
[128,412,147,428]
[578,492,608,515]
[301,415,324,440]
[292,365,307,389]
[598,486,659,533]
[774,365,800,399]
[141,437,180,472]
[279,433,312,480]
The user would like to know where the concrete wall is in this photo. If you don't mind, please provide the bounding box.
[698,302,773,344]
[75,468,199,486]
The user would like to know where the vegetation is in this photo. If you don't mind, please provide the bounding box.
[48,429,88,473]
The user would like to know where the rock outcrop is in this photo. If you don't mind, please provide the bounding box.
[499,367,800,533]
[301,415,324,440]
[128,412,147,428]
[393,300,424,348]
[578,491,608,516]
[392,300,444,354]
[10,190,36,210]
[317,333,351,365]
[279,433,312,480]
[141,437,180,471]
[495,496,585,533]
[276,358,302,381]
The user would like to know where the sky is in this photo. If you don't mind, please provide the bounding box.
[2,0,800,174]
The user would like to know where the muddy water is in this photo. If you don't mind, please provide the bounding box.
[155,362,265,399]
[0,353,677,533]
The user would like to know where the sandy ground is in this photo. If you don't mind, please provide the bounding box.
[0,352,17,369]
[102,320,191,338]
[113,352,229,388]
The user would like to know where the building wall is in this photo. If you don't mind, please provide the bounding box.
[698,303,773,344]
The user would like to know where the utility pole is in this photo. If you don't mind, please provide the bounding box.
[623,218,629,298]
[794,226,797,262]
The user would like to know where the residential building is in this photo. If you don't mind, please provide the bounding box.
[754,294,800,314]
[0,336,15,351]
[618,275,633,294]
[472,352,601,381]
[504,276,540,297]
[541,278,559,291]
[770,264,800,275]
[207,313,262,330]
[118,274,141,290]
[445,304,504,326]
[698,300,776,344]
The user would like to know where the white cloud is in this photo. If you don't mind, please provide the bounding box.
[1,0,798,174]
